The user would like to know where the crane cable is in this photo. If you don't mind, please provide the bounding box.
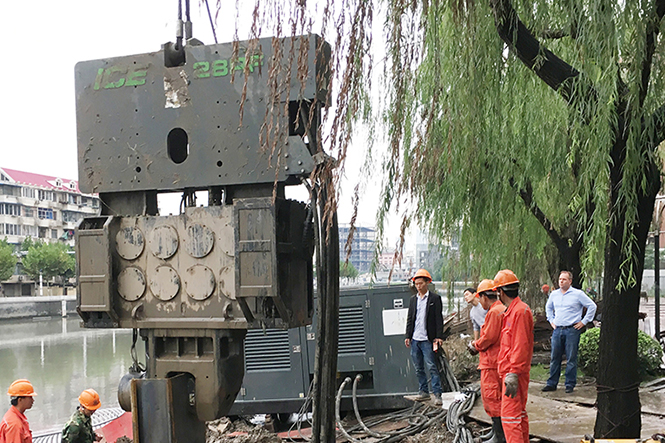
[175,0,183,50]
[205,0,219,44]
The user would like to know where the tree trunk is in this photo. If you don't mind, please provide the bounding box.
[594,136,660,438]
[594,239,642,437]
[553,237,584,289]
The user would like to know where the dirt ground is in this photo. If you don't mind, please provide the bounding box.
[207,417,282,443]
[402,422,454,443]
[204,415,460,443]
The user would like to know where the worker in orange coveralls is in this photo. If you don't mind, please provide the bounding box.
[0,379,36,443]
[468,279,506,443]
[494,270,533,443]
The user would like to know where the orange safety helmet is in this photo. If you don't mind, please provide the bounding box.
[476,279,495,295]
[542,284,550,293]
[411,269,432,282]
[79,389,101,411]
[7,379,37,397]
[493,269,519,290]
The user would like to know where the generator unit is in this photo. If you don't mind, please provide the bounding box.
[230,284,447,415]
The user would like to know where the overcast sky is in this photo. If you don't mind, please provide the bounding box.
[3,1,422,248]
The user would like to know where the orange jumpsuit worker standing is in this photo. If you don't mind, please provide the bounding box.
[0,379,36,443]
[494,270,533,443]
[469,279,506,443]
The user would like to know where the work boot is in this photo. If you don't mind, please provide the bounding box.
[492,417,506,443]
[431,393,442,406]
[482,417,506,443]
[415,391,429,400]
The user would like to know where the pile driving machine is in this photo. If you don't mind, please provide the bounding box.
[74,34,330,442]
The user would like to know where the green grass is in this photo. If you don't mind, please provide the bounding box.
[530,364,550,382]
[530,364,589,383]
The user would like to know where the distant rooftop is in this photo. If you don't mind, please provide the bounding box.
[0,167,85,194]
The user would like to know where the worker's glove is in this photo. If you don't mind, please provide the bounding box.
[467,341,479,356]
[504,373,519,398]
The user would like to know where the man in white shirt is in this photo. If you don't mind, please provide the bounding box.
[405,269,444,405]
[464,287,488,340]
[542,270,597,393]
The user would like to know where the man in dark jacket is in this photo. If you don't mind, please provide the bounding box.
[405,268,444,405]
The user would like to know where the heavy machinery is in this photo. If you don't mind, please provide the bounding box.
[74,32,331,442]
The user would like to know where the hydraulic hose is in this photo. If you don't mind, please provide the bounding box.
[351,374,386,438]
[336,377,361,443]
[446,386,480,443]
[337,376,449,443]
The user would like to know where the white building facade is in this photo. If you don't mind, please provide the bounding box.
[0,167,100,247]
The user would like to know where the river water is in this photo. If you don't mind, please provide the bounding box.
[0,315,145,433]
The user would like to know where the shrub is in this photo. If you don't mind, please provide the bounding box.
[578,328,600,377]
[578,327,663,378]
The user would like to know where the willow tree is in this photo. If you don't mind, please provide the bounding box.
[379,0,665,438]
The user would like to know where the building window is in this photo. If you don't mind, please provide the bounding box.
[62,211,83,223]
[51,229,58,239]
[22,225,37,237]
[0,204,20,216]
[37,207,55,220]
[1,185,20,196]
[23,207,34,218]
[21,187,36,198]
[38,190,53,201]
[2,223,20,236]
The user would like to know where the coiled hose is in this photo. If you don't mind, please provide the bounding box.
[446,385,481,443]
[334,377,482,443]
[290,376,480,443]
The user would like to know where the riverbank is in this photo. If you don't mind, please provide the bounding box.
[0,295,76,320]
[0,316,143,433]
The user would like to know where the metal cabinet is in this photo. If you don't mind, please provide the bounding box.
[229,284,420,415]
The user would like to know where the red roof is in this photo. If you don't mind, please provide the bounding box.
[0,167,83,194]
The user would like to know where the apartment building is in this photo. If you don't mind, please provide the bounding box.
[0,167,100,247]
[338,224,376,273]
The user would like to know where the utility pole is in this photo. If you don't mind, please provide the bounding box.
[655,230,660,340]
[653,199,664,341]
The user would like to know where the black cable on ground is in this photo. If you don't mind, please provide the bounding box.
[334,376,454,443]
[446,385,480,443]
[287,380,315,442]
